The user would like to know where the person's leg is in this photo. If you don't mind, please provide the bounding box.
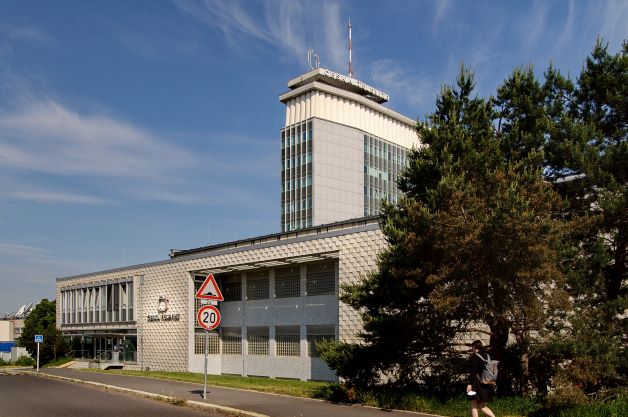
[478,402,495,417]
[470,399,480,417]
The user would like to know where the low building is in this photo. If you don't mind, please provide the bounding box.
[0,319,28,362]
[56,217,384,380]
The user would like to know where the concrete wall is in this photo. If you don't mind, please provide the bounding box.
[312,118,364,226]
[0,321,13,341]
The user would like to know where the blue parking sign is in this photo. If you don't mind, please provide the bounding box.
[34,335,43,343]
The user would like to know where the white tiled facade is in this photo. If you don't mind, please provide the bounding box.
[56,217,385,381]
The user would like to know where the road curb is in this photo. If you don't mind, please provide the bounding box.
[23,370,269,417]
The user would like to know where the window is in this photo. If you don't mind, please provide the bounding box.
[127,283,134,321]
[120,284,127,322]
[247,327,269,356]
[307,326,335,357]
[246,272,269,300]
[306,262,336,296]
[275,267,300,298]
[113,284,120,321]
[221,275,242,302]
[194,330,220,354]
[221,328,242,355]
[276,326,300,357]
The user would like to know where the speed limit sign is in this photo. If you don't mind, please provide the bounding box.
[197,305,221,330]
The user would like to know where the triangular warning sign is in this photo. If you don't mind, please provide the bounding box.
[195,273,224,301]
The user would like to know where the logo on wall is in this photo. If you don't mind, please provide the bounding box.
[147,295,180,323]
[157,295,169,313]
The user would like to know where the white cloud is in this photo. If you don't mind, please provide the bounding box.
[0,95,278,207]
[0,242,49,257]
[432,0,453,35]
[556,0,576,48]
[369,59,436,116]
[0,24,52,44]
[518,0,548,55]
[0,99,195,181]
[8,190,108,205]
[173,0,347,72]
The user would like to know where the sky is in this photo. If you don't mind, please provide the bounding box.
[0,0,626,312]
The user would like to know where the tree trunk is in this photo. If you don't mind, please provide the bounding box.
[489,316,511,395]
[515,331,530,396]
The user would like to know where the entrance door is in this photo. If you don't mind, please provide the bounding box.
[94,337,113,361]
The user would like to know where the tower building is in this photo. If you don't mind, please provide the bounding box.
[279,68,420,231]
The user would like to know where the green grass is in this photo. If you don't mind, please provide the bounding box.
[353,388,538,417]
[555,395,628,417]
[79,369,329,398]
[44,357,75,368]
[75,369,626,417]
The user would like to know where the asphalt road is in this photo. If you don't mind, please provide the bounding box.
[40,368,435,417]
[0,373,221,417]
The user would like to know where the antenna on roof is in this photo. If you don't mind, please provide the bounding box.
[348,20,354,78]
[307,47,320,70]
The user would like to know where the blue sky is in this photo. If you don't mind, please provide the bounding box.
[0,0,626,311]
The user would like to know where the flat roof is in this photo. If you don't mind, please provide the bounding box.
[56,216,380,282]
[287,68,389,104]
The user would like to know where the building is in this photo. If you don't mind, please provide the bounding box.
[55,69,420,380]
[279,68,420,231]
[0,319,27,362]
[0,319,25,342]
[56,217,384,380]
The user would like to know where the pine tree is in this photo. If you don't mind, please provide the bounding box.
[331,67,567,394]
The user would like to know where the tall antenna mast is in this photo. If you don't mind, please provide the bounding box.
[348,20,354,78]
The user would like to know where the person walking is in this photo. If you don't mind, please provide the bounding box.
[467,340,496,417]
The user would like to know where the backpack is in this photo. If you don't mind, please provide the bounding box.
[476,353,499,385]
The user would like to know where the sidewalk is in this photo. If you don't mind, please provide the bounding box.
[33,368,440,417]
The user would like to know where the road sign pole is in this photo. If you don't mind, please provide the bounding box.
[36,342,39,372]
[203,330,208,399]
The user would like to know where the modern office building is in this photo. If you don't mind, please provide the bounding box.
[279,68,420,231]
[55,69,420,380]
[56,217,384,380]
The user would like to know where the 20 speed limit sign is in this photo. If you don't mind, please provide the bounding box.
[197,305,221,330]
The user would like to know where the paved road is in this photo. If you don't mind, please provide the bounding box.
[0,372,220,417]
[38,368,437,417]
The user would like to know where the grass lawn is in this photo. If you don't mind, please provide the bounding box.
[79,368,329,398]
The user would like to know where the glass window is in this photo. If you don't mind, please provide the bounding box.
[221,328,242,355]
[307,325,335,357]
[275,267,300,298]
[247,327,269,356]
[246,272,269,300]
[306,262,336,296]
[195,330,220,354]
[221,275,242,302]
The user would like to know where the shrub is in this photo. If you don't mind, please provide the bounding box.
[44,357,74,368]
[14,356,36,366]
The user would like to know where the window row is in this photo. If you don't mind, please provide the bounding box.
[281,176,312,192]
[281,121,313,149]
[281,154,312,170]
[60,280,135,325]
[195,262,335,312]
[281,196,312,213]
[194,326,334,357]
[363,134,407,217]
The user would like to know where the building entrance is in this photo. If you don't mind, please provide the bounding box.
[65,332,137,362]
